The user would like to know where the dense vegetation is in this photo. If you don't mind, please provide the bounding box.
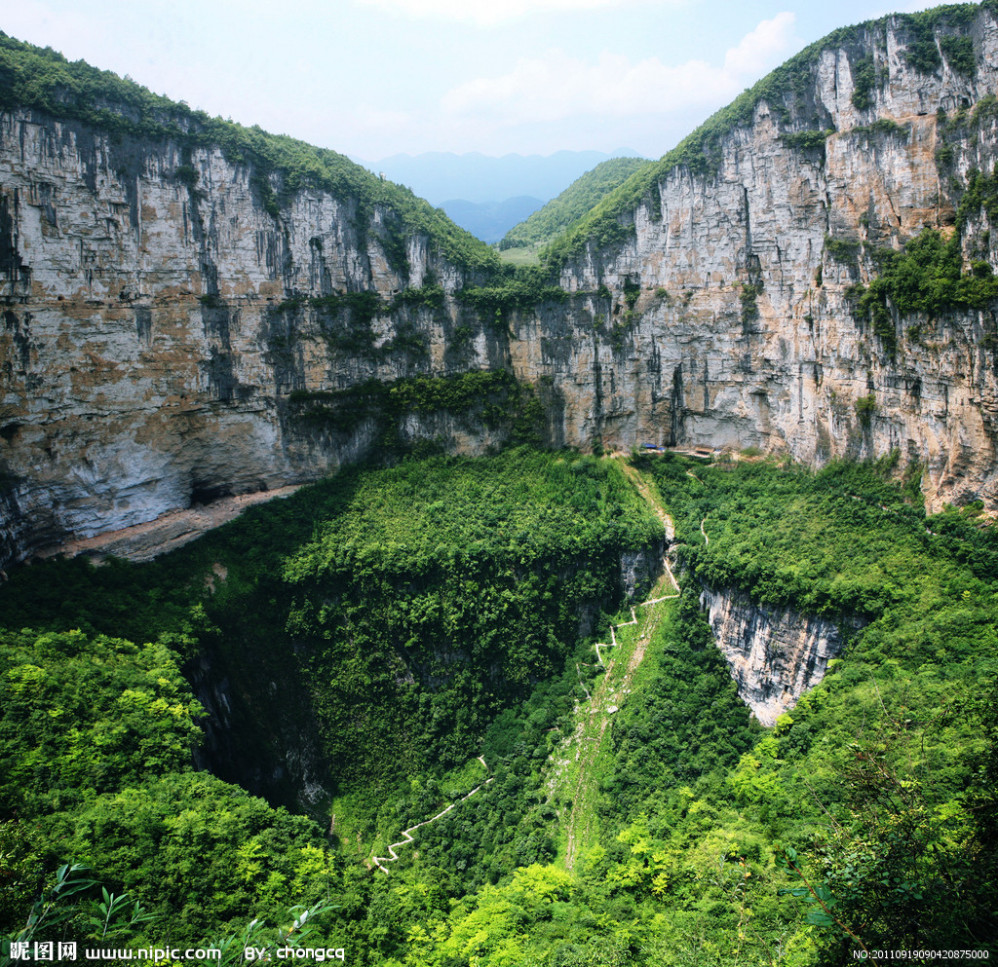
[0,449,665,954]
[0,32,498,274]
[280,450,661,786]
[645,454,998,957]
[499,157,649,254]
[286,369,547,449]
[836,153,998,354]
[456,265,569,323]
[1,449,659,789]
[0,624,332,948]
[846,226,998,352]
[0,629,202,817]
[3,449,997,964]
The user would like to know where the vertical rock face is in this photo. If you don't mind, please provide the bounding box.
[5,8,998,566]
[512,8,998,511]
[0,110,508,565]
[700,586,859,726]
[618,540,666,599]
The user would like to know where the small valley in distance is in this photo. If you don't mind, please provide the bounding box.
[359,149,647,243]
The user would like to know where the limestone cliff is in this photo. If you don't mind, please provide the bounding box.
[700,586,861,726]
[0,74,512,565]
[5,6,998,567]
[512,4,998,511]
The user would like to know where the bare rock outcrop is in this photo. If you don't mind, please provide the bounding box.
[700,586,861,726]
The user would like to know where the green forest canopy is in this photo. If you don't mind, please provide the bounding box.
[499,157,650,252]
[1,450,996,964]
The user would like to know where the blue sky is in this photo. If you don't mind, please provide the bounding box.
[3,0,954,161]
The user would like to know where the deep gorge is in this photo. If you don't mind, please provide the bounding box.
[2,8,998,962]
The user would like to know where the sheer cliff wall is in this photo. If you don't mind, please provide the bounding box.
[511,7,998,511]
[700,586,863,726]
[4,7,998,567]
[0,111,511,564]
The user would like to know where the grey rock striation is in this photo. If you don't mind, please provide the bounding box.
[5,7,998,567]
[700,586,860,726]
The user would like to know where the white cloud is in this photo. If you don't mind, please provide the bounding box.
[353,0,668,27]
[441,12,798,125]
[723,11,797,78]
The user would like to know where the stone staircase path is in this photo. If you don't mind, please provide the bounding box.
[371,760,495,874]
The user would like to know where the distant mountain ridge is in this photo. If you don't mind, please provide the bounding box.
[363,149,642,206]
[500,157,650,252]
[439,196,545,244]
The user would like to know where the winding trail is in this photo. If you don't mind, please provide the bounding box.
[370,460,688,875]
[592,463,681,668]
[557,461,683,868]
[371,760,494,874]
[592,575,680,667]
[682,471,710,544]
[642,555,680,605]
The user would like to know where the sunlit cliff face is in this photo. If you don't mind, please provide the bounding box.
[4,13,998,569]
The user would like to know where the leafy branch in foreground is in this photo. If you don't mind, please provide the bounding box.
[776,846,870,956]
[208,901,338,967]
[86,887,155,940]
[1,865,151,965]
[4,863,96,954]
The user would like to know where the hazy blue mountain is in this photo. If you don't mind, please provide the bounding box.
[439,196,545,243]
[363,149,641,206]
